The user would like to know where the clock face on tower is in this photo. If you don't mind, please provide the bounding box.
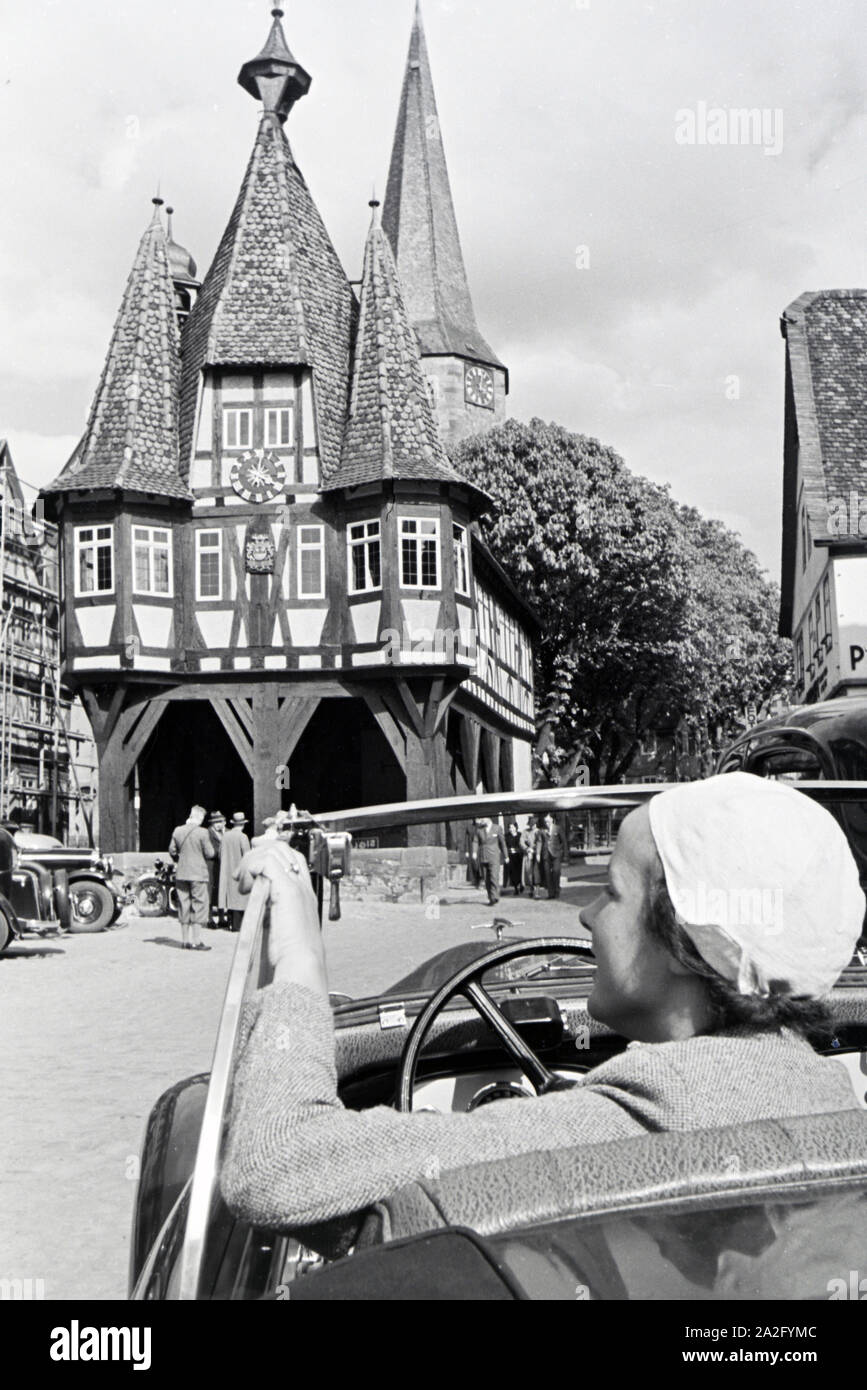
[464,363,495,410]
[230,450,287,504]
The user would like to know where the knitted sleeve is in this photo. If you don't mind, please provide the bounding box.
[220,981,658,1230]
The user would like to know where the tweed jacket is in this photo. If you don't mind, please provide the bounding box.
[169,823,215,883]
[220,982,860,1232]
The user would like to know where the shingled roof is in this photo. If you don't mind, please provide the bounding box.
[780,289,867,622]
[382,2,504,372]
[327,207,487,508]
[178,111,355,483]
[45,204,189,500]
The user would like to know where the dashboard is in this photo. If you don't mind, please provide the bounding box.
[412,1065,589,1114]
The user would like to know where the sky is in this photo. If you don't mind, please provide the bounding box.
[1,0,866,583]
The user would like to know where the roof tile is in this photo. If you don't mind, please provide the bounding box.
[44,209,188,500]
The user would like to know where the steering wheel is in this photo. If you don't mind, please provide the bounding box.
[395,937,594,1112]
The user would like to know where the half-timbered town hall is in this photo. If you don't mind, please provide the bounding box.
[42,5,536,851]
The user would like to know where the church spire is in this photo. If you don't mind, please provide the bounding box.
[383,1,503,373]
[237,7,312,122]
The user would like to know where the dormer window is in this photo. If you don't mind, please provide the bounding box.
[224,409,252,451]
[265,408,293,448]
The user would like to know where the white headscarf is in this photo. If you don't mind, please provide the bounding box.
[647,773,864,998]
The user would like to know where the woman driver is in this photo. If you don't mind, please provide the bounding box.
[221,774,864,1233]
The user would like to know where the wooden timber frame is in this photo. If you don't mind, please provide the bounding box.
[78,672,520,852]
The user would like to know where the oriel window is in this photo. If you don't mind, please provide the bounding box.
[453,523,470,596]
[133,526,172,597]
[348,520,381,594]
[400,517,440,589]
[74,525,114,596]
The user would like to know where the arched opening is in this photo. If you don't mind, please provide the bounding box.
[286,698,406,846]
[137,701,252,851]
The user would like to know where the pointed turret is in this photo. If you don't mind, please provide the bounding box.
[329,202,484,504]
[45,199,188,499]
[383,2,504,378]
[179,13,354,484]
[165,205,200,329]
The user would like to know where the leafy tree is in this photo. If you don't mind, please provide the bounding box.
[453,418,791,785]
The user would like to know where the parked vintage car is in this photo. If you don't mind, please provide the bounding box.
[11,830,120,933]
[129,784,867,1301]
[717,696,867,932]
[0,823,21,956]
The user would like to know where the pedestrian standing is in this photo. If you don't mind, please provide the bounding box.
[541,812,566,900]
[169,806,214,951]
[465,821,481,887]
[473,817,507,906]
[207,811,226,929]
[505,818,524,894]
[521,817,542,898]
[219,813,252,932]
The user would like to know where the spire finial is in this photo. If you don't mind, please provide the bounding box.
[238,7,312,122]
[151,191,164,225]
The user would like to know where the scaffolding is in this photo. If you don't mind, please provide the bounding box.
[0,453,97,843]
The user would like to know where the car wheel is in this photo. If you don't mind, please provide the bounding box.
[0,905,13,955]
[133,877,169,918]
[53,872,72,932]
[69,881,116,933]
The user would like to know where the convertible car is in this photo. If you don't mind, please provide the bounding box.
[129,784,867,1301]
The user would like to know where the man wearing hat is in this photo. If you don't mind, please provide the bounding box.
[219,813,252,933]
[221,773,866,1231]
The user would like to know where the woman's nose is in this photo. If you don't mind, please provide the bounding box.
[579,894,603,934]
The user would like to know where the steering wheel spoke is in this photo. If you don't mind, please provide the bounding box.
[462,979,557,1095]
[395,937,589,1112]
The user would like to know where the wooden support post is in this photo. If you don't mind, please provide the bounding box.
[459,714,481,793]
[481,728,502,793]
[96,725,137,852]
[252,686,281,834]
[405,726,438,847]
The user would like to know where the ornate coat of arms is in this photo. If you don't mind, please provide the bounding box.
[245,532,276,574]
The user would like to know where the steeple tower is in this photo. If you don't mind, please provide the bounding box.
[383,1,507,451]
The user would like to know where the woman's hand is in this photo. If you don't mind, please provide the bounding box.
[237,839,328,994]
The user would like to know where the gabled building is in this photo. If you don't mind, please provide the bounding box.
[42,7,536,853]
[780,290,867,703]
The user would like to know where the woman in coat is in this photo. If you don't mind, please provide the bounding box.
[219,814,252,932]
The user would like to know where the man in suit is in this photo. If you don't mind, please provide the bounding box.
[219,813,252,933]
[473,817,507,907]
[169,806,215,951]
[541,812,566,900]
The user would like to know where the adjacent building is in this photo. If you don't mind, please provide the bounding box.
[41,6,536,852]
[0,440,97,843]
[779,290,867,703]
